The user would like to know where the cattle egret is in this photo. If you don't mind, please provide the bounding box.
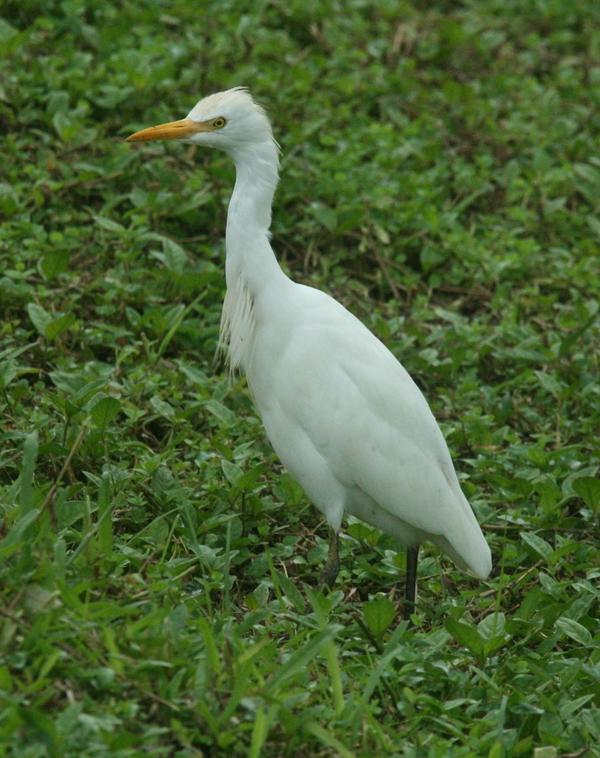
[127,88,492,617]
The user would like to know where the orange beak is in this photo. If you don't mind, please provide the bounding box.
[126,117,210,142]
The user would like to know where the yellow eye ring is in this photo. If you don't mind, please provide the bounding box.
[212,117,227,129]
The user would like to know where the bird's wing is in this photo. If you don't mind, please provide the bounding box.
[256,287,485,557]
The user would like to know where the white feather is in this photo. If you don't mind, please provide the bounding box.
[218,276,256,372]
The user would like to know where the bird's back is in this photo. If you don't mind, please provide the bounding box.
[247,282,491,579]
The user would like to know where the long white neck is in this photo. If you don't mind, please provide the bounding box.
[225,139,285,293]
[219,139,288,370]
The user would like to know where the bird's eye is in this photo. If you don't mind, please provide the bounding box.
[212,117,227,129]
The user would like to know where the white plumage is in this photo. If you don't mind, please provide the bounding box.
[127,88,492,608]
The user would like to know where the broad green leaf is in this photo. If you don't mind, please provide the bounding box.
[535,370,562,398]
[45,313,75,340]
[178,362,208,386]
[478,612,509,655]
[586,214,600,239]
[555,617,593,645]
[93,215,126,234]
[90,396,121,428]
[236,463,266,492]
[573,163,600,201]
[0,666,12,691]
[221,459,243,486]
[41,250,70,279]
[27,303,74,340]
[559,694,595,720]
[538,711,564,742]
[572,477,600,510]
[0,18,18,45]
[420,244,447,272]
[520,531,555,561]
[52,111,79,141]
[373,223,390,244]
[276,572,305,613]
[346,521,377,543]
[205,399,236,426]
[310,203,337,231]
[23,585,60,614]
[362,596,396,639]
[150,396,175,420]
[477,611,506,641]
[0,510,40,556]
[162,238,188,273]
[445,617,485,659]
[27,303,52,336]
[0,361,18,391]
[306,586,336,626]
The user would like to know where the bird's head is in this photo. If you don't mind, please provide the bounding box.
[126,87,275,155]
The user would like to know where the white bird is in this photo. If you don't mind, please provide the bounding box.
[127,87,492,616]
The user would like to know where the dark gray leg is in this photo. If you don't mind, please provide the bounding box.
[404,545,419,620]
[320,528,340,588]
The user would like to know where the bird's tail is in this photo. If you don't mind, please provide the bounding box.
[432,498,492,579]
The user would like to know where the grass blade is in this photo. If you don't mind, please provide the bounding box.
[267,627,337,692]
[18,431,38,513]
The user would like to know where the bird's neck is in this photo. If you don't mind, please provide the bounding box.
[225,140,284,293]
[219,139,288,371]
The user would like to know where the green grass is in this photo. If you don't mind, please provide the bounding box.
[1,0,599,755]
